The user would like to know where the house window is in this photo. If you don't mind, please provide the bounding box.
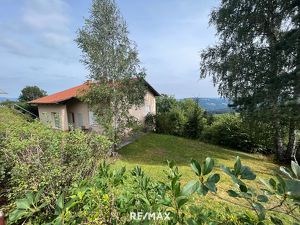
[145,104,151,114]
[51,112,61,129]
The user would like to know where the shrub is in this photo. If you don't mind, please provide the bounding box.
[144,113,156,132]
[182,102,206,139]
[156,97,206,138]
[8,157,300,224]
[202,113,255,151]
[156,108,186,136]
[0,108,111,211]
[201,113,274,153]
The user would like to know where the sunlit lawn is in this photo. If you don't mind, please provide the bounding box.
[112,133,295,224]
[114,133,278,183]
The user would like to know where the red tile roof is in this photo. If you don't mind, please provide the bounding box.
[29,80,159,104]
[29,83,89,104]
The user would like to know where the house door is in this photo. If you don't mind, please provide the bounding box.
[68,112,75,129]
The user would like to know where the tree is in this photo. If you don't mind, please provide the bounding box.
[156,94,178,114]
[281,0,300,162]
[180,99,206,139]
[19,86,47,102]
[76,0,146,151]
[200,0,298,162]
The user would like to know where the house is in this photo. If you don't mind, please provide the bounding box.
[29,81,160,131]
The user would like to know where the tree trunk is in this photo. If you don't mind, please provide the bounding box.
[274,120,285,162]
[287,119,297,162]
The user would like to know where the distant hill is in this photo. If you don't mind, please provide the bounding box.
[0,97,18,102]
[182,97,233,114]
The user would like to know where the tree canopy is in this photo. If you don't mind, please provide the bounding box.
[18,86,47,102]
[200,0,300,161]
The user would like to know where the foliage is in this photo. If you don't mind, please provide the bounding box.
[76,0,146,151]
[155,96,271,153]
[156,96,206,139]
[8,156,300,224]
[1,100,39,117]
[156,94,178,114]
[144,113,156,132]
[202,114,255,152]
[200,0,300,161]
[181,99,206,139]
[18,86,47,102]
[156,107,186,136]
[0,108,111,212]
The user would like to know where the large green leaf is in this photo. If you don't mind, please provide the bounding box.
[197,183,209,196]
[291,161,300,179]
[285,179,300,199]
[205,182,217,193]
[240,166,256,180]
[257,195,268,203]
[56,194,65,210]
[220,165,233,177]
[25,192,34,205]
[190,159,201,176]
[207,173,220,184]
[9,209,29,222]
[227,190,239,197]
[234,156,242,175]
[253,202,265,221]
[182,180,200,196]
[239,184,248,193]
[279,166,294,179]
[202,157,214,175]
[16,199,31,210]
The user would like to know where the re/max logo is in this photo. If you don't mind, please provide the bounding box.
[130,212,171,221]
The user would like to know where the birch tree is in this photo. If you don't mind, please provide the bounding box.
[200,0,299,162]
[76,0,146,151]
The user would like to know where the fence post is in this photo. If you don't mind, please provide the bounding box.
[0,211,5,225]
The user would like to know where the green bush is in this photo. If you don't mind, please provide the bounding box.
[156,97,206,138]
[156,108,186,136]
[183,103,206,139]
[201,114,254,152]
[155,95,276,154]
[201,113,274,153]
[8,157,300,224]
[144,113,156,132]
[0,108,111,211]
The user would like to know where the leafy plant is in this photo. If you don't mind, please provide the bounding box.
[182,157,220,196]
[6,151,300,224]
[9,189,48,224]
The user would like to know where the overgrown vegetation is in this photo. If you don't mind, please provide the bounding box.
[152,95,277,155]
[0,108,111,213]
[7,155,300,224]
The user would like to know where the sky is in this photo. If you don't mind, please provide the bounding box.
[0,0,220,99]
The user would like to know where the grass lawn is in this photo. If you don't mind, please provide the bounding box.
[115,133,278,182]
[113,133,292,223]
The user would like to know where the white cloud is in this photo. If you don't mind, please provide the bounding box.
[42,32,72,46]
[22,0,70,32]
[0,36,29,57]
[22,0,72,47]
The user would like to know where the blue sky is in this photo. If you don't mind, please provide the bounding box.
[0,0,219,98]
